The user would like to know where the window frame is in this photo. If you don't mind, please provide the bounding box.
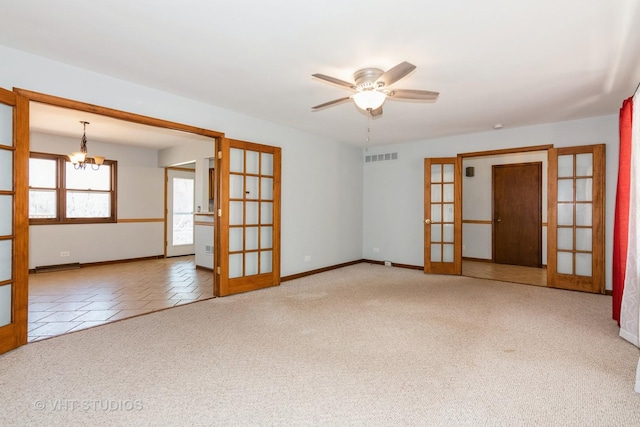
[29,151,117,225]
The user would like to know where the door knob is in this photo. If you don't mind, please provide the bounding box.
[425,219,432,225]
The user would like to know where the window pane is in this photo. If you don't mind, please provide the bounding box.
[576,203,592,226]
[245,252,258,276]
[246,202,259,225]
[0,195,12,235]
[576,228,592,252]
[229,227,243,252]
[557,251,573,274]
[230,174,244,199]
[29,158,56,188]
[0,149,13,191]
[260,226,273,249]
[29,190,57,219]
[261,153,273,176]
[443,184,454,203]
[246,150,259,174]
[66,192,111,218]
[443,244,454,262]
[431,244,441,262]
[260,250,272,274]
[557,179,574,202]
[66,163,111,190]
[246,226,259,250]
[431,184,442,203]
[431,224,441,243]
[557,204,573,226]
[0,284,11,328]
[557,228,573,251]
[0,240,11,281]
[558,155,573,178]
[0,103,12,147]
[576,178,592,202]
[246,176,259,200]
[230,148,243,173]
[173,213,194,245]
[431,164,442,183]
[229,253,243,278]
[261,202,273,224]
[576,253,592,277]
[443,164,454,182]
[261,178,273,200]
[576,153,593,177]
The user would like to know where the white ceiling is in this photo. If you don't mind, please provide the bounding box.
[2,0,640,147]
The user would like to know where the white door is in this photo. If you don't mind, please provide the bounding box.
[166,168,195,257]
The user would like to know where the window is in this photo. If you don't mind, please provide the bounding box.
[29,152,117,224]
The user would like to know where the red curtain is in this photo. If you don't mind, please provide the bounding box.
[613,97,633,324]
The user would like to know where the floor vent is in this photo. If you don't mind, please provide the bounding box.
[35,262,81,273]
[365,152,398,163]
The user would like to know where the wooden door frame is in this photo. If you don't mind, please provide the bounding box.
[11,89,224,351]
[491,161,542,267]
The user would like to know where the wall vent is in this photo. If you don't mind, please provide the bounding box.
[365,152,398,163]
[205,245,214,255]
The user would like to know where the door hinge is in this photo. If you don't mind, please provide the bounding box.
[217,151,222,159]
[216,266,221,275]
[218,208,222,217]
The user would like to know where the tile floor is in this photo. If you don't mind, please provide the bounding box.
[28,256,214,342]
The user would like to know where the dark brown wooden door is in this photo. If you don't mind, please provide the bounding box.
[492,163,542,267]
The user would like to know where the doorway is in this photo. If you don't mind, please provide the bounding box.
[492,162,542,267]
[166,167,196,257]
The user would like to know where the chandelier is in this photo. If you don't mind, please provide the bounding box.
[68,121,105,170]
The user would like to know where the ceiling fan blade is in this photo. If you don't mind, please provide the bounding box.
[312,74,356,89]
[311,97,352,111]
[387,89,439,100]
[377,62,416,87]
[369,106,383,117]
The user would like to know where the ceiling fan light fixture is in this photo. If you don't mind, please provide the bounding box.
[353,90,386,111]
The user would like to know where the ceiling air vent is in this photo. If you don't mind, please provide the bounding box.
[365,152,398,163]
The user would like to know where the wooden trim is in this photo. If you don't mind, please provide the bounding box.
[281,260,365,282]
[166,166,195,172]
[196,265,214,272]
[0,88,16,105]
[14,92,30,346]
[459,144,553,158]
[118,218,164,223]
[14,89,225,139]
[463,219,492,225]
[194,221,214,227]
[28,255,165,273]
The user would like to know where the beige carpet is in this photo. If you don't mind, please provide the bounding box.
[1,263,639,425]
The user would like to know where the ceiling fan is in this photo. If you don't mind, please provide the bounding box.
[311,61,439,117]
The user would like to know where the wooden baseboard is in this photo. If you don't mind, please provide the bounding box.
[196,265,214,272]
[362,259,423,270]
[29,255,164,274]
[281,260,365,282]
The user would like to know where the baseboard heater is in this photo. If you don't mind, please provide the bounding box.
[34,262,81,273]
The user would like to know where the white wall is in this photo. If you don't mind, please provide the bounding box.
[1,44,363,276]
[29,132,164,268]
[363,115,618,290]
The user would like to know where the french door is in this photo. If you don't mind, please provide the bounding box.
[166,168,195,257]
[424,157,462,275]
[548,144,605,293]
[217,138,281,296]
[0,87,28,355]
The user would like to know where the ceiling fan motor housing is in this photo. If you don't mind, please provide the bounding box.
[354,68,384,90]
